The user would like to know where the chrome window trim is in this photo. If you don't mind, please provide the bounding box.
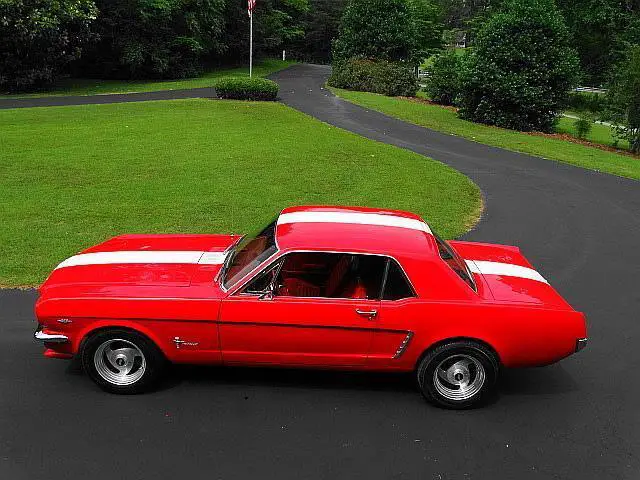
[432,234,478,294]
[229,249,418,299]
[215,236,245,288]
[379,257,417,301]
[241,258,285,296]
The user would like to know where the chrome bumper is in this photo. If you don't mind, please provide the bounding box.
[576,338,588,352]
[34,328,69,344]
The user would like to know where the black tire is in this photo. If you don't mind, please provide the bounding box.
[416,340,499,409]
[81,329,166,394]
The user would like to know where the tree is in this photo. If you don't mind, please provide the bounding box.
[0,0,97,92]
[556,0,639,86]
[457,0,579,132]
[437,0,501,46]
[409,0,444,58]
[290,0,347,63]
[80,0,227,79]
[332,0,419,63]
[608,46,640,153]
[221,0,309,64]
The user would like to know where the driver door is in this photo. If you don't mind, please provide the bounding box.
[218,252,386,367]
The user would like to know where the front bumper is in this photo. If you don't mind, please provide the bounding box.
[576,337,588,352]
[34,327,69,344]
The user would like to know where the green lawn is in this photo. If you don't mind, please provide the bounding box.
[2,59,295,98]
[556,116,629,150]
[330,88,640,180]
[0,99,481,287]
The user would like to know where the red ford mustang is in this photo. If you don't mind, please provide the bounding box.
[34,206,587,408]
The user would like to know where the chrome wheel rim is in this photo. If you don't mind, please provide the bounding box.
[433,353,485,401]
[94,338,146,386]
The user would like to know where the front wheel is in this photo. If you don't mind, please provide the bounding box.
[417,340,499,409]
[81,329,166,394]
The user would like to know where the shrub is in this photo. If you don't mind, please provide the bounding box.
[424,50,461,105]
[0,0,97,92]
[573,115,593,139]
[457,0,579,132]
[214,77,279,101]
[328,58,419,97]
[608,46,640,154]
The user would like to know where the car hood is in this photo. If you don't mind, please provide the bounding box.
[449,240,573,309]
[40,233,240,291]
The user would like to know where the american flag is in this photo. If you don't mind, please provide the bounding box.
[248,0,256,16]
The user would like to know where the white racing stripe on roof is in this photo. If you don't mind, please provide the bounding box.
[466,260,548,284]
[55,250,227,269]
[278,211,432,233]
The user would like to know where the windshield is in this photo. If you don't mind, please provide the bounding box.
[222,220,278,290]
[433,232,477,292]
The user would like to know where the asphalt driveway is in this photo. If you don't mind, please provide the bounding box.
[1,64,638,480]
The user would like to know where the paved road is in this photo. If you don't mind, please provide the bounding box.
[1,64,639,480]
[0,86,216,109]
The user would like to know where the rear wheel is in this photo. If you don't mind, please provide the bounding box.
[81,329,166,394]
[417,340,499,409]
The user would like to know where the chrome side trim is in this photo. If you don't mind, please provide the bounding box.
[393,332,414,359]
[34,329,69,344]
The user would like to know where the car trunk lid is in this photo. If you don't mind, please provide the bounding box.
[449,240,573,309]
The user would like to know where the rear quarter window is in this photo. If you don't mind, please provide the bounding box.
[381,260,415,300]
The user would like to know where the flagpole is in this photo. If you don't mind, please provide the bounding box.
[249,11,253,78]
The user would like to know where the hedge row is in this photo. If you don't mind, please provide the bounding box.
[328,58,419,97]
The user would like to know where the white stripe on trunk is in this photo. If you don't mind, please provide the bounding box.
[55,250,227,270]
[278,211,431,233]
[466,260,548,284]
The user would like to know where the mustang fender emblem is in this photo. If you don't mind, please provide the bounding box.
[173,337,199,349]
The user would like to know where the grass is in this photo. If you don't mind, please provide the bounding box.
[0,99,481,287]
[1,59,295,98]
[556,116,629,150]
[330,88,640,180]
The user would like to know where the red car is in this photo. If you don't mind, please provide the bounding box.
[35,206,587,408]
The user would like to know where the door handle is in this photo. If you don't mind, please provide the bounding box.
[355,309,378,319]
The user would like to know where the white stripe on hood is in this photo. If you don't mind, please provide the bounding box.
[55,250,227,269]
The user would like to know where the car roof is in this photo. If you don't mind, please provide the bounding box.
[275,206,437,258]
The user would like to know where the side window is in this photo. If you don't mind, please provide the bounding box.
[274,252,386,299]
[381,260,415,300]
[242,261,281,294]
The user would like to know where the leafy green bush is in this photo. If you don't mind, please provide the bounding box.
[0,0,97,92]
[457,0,579,132]
[574,115,593,139]
[424,50,461,105]
[608,46,640,154]
[214,77,279,101]
[328,58,419,97]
